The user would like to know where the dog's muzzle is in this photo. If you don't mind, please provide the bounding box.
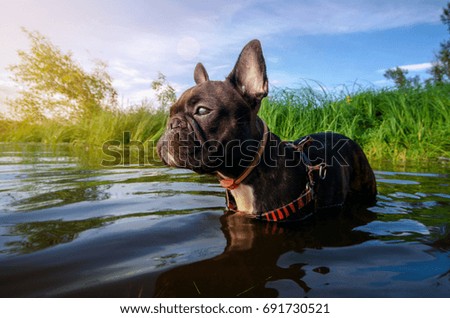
[157,115,218,173]
[158,116,195,166]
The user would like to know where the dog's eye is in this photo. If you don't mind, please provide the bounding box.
[195,106,211,116]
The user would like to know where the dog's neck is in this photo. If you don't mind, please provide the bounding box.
[216,124,309,214]
[216,119,268,190]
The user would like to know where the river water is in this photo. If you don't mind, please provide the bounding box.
[0,143,449,297]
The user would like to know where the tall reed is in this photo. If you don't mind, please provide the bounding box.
[1,84,448,164]
[259,84,450,162]
[0,105,167,146]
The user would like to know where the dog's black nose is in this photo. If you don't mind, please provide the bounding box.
[169,117,187,130]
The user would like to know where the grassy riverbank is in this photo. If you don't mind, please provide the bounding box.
[1,83,449,164]
[0,105,167,146]
[260,83,450,162]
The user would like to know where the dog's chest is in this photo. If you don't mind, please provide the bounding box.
[230,184,256,214]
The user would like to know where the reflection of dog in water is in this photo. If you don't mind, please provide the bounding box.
[153,209,375,297]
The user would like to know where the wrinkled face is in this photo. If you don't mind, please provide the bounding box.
[157,39,269,175]
[157,81,253,174]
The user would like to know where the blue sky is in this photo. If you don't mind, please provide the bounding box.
[0,0,448,109]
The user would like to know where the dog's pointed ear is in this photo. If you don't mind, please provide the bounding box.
[227,39,268,108]
[194,63,209,85]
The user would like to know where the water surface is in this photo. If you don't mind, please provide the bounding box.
[0,143,449,297]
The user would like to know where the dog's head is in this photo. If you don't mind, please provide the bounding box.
[157,40,268,175]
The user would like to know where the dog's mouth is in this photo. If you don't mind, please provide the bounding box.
[157,116,221,174]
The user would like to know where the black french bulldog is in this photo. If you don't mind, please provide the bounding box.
[157,39,376,222]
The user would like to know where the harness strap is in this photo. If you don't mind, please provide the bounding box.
[225,135,328,222]
[225,183,314,222]
[256,184,314,222]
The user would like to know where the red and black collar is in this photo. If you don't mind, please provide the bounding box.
[217,120,269,190]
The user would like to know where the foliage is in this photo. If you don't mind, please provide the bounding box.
[1,81,449,164]
[7,29,117,121]
[0,102,167,146]
[259,84,450,163]
[151,72,176,111]
[1,29,168,165]
[383,67,420,88]
[428,2,450,84]
[429,40,450,84]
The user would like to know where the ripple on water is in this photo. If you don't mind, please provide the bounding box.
[0,145,449,297]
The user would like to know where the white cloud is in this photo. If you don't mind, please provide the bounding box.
[373,79,391,87]
[211,0,442,37]
[378,62,433,74]
[177,37,201,61]
[0,0,444,104]
[399,62,433,72]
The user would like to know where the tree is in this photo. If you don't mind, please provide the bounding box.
[428,2,450,84]
[384,67,409,88]
[385,2,450,86]
[8,29,117,121]
[151,72,176,110]
[383,67,420,88]
[441,1,450,33]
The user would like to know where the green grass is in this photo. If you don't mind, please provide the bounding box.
[259,83,450,162]
[0,104,167,166]
[1,83,449,164]
[0,105,167,146]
